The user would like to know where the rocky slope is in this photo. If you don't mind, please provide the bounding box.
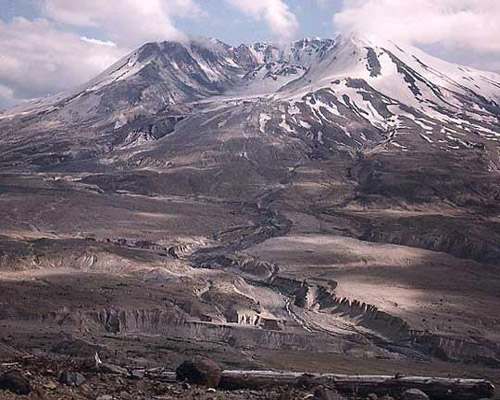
[0,33,499,374]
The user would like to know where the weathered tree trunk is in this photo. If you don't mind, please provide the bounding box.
[218,371,494,400]
[108,364,495,400]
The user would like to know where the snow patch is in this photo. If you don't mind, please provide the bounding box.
[279,114,294,133]
[259,113,271,134]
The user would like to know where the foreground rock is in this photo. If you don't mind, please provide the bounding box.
[59,370,86,386]
[0,355,497,400]
[176,357,222,388]
[401,389,430,400]
[0,356,312,399]
[0,370,31,395]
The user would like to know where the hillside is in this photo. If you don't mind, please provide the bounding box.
[0,33,499,380]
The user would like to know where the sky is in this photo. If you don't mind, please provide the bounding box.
[1,0,500,108]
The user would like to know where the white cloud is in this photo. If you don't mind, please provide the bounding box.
[43,0,203,48]
[0,17,123,108]
[334,0,500,51]
[226,0,298,42]
[333,0,500,73]
[0,0,204,108]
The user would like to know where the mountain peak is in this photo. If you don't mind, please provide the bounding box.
[333,31,384,47]
[4,34,500,139]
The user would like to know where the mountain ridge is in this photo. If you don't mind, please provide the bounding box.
[1,33,499,215]
[1,33,500,372]
[3,33,500,113]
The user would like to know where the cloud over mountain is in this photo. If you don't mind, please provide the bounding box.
[0,17,123,108]
[334,0,500,51]
[1,0,499,109]
[43,0,203,47]
[226,0,298,42]
[0,0,204,108]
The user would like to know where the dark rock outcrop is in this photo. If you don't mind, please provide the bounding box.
[59,371,86,387]
[176,357,222,388]
[0,370,31,395]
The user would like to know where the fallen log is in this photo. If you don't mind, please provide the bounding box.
[94,362,495,400]
[218,371,495,400]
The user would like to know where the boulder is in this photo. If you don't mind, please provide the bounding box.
[59,371,86,386]
[43,381,58,390]
[0,370,31,395]
[176,357,222,388]
[401,388,430,400]
[128,369,145,380]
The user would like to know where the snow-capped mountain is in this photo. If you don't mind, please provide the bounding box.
[275,34,500,152]
[242,38,336,67]
[2,37,255,120]
[1,33,499,168]
[2,37,338,121]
